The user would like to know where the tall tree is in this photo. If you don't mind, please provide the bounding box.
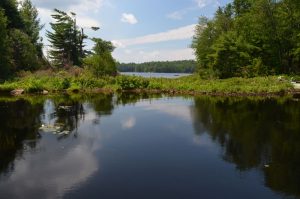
[84,38,116,77]
[192,0,300,78]
[0,9,11,80]
[47,9,82,68]
[0,0,24,29]
[20,0,44,58]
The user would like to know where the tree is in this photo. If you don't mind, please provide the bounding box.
[0,0,24,29]
[84,38,116,77]
[0,9,11,80]
[10,29,39,71]
[20,0,44,58]
[192,0,300,78]
[210,31,261,78]
[47,9,82,68]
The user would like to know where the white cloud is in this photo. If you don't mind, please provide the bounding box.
[31,0,104,12]
[112,24,196,48]
[121,13,138,25]
[167,11,184,20]
[113,48,195,63]
[195,0,220,8]
[34,0,103,29]
[76,15,100,27]
[121,117,136,129]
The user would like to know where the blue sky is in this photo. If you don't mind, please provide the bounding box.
[29,0,231,63]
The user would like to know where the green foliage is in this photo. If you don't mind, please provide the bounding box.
[116,76,149,90]
[210,31,261,78]
[0,9,11,80]
[0,0,44,79]
[47,9,83,67]
[192,0,300,78]
[0,72,293,95]
[84,38,117,77]
[20,0,44,58]
[9,29,39,71]
[117,60,196,73]
[0,0,24,29]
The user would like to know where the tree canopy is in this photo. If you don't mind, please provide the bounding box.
[0,0,44,80]
[192,0,300,78]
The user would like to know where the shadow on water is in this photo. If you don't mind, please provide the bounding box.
[192,96,300,197]
[0,94,299,198]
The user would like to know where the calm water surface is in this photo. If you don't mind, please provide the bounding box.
[121,72,191,78]
[0,94,299,199]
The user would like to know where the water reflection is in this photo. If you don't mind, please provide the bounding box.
[0,94,114,198]
[0,99,44,176]
[192,97,300,197]
[0,95,299,198]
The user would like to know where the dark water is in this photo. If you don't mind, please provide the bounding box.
[121,72,191,78]
[0,94,299,199]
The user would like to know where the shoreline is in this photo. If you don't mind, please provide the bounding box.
[2,87,300,98]
[0,74,298,98]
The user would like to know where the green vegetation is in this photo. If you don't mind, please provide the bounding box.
[192,0,300,78]
[0,71,293,95]
[117,60,196,73]
[84,38,117,77]
[0,1,116,81]
[0,0,44,80]
[0,0,299,96]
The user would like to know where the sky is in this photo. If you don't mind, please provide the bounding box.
[28,0,232,63]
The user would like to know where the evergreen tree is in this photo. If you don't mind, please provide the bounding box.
[47,9,83,68]
[0,9,11,80]
[0,0,24,29]
[20,0,44,58]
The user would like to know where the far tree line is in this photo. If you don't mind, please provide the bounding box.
[117,60,196,73]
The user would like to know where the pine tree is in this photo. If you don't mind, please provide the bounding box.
[20,0,44,58]
[0,9,11,80]
[47,9,83,68]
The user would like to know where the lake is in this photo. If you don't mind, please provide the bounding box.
[120,72,191,78]
[0,94,299,199]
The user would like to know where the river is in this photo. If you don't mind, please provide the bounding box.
[0,94,299,199]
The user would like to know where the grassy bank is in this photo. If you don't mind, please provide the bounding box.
[0,70,295,96]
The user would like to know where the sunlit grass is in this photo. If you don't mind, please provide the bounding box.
[0,72,293,95]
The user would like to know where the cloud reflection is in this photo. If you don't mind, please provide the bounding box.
[0,135,99,199]
[121,116,136,129]
[137,101,192,122]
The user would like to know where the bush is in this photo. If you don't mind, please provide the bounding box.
[116,76,149,90]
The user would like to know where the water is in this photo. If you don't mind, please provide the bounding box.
[0,94,299,199]
[121,72,191,78]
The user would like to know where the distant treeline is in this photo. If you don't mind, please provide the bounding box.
[117,60,196,73]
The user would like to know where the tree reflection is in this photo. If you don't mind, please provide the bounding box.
[51,95,85,137]
[0,99,44,176]
[192,97,300,197]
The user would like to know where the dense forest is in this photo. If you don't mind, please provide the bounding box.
[0,0,116,81]
[117,60,196,73]
[0,0,45,80]
[192,0,300,78]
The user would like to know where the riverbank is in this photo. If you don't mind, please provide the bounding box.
[0,71,297,97]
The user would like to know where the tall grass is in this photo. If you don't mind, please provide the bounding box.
[0,70,293,95]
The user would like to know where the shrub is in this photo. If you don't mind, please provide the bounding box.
[116,76,149,90]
